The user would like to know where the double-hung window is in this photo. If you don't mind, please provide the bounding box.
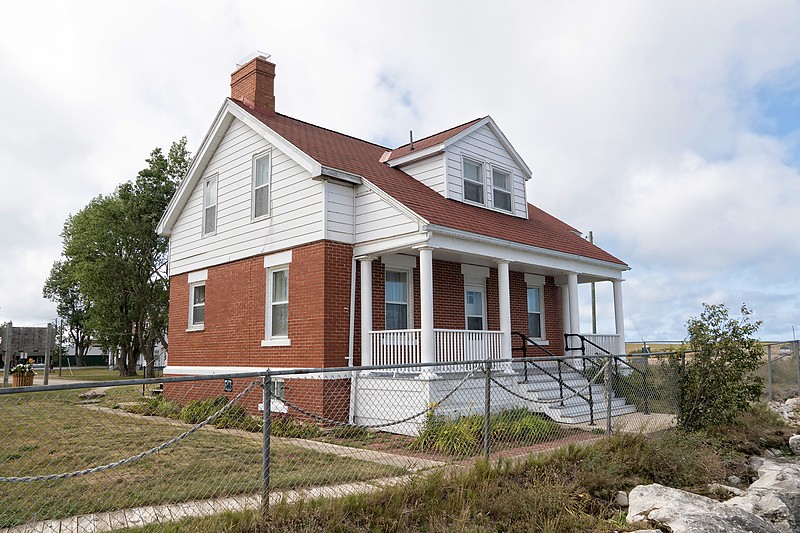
[253,152,271,219]
[202,176,218,236]
[385,270,410,330]
[187,269,208,331]
[269,268,289,337]
[263,251,292,346]
[190,283,205,328]
[463,158,484,204]
[492,167,512,212]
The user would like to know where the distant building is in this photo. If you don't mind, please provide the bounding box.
[0,326,57,365]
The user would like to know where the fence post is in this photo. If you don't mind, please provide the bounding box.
[262,372,272,521]
[605,355,612,437]
[44,323,53,386]
[766,344,773,401]
[795,340,800,398]
[483,360,491,461]
[2,321,11,388]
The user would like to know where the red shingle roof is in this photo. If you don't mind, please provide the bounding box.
[231,99,627,267]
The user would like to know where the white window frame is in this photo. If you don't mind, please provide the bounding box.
[187,270,208,332]
[384,267,413,330]
[252,150,271,220]
[202,174,218,237]
[490,165,513,213]
[524,274,547,342]
[262,251,292,347]
[461,155,485,206]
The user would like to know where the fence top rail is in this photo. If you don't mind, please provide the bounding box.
[0,352,681,396]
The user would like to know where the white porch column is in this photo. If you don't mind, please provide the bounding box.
[419,247,436,373]
[359,257,373,368]
[567,272,580,349]
[613,279,626,356]
[497,261,512,361]
[560,284,571,340]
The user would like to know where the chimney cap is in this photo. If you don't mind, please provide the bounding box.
[236,51,271,69]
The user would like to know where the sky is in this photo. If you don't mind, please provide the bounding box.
[1,1,799,342]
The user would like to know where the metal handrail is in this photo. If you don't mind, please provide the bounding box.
[564,333,650,414]
[512,332,594,423]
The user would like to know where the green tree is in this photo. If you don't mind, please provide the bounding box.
[55,138,190,376]
[42,260,93,366]
[674,303,764,430]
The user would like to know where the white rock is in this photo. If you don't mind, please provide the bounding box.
[728,475,742,485]
[709,483,745,497]
[627,483,780,533]
[726,490,793,533]
[789,435,800,455]
[615,490,629,507]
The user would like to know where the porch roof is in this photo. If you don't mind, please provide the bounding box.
[231,99,628,268]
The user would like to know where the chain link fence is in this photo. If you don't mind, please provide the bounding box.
[759,340,800,402]
[1,354,684,531]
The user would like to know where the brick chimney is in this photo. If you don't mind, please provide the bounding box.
[231,55,276,111]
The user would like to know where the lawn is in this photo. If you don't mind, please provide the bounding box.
[0,386,406,528]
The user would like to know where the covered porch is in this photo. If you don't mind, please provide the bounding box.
[357,240,628,376]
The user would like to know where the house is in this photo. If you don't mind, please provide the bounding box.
[157,55,630,432]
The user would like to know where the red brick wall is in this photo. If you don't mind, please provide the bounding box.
[167,240,353,370]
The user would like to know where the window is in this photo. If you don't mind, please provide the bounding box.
[190,283,205,329]
[492,167,512,212]
[463,158,484,204]
[202,176,217,236]
[527,286,543,338]
[252,152,271,219]
[385,270,410,330]
[465,285,486,331]
[268,268,289,338]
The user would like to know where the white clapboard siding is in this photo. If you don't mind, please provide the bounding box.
[325,181,355,243]
[169,118,323,275]
[354,186,420,243]
[398,154,446,196]
[445,124,528,219]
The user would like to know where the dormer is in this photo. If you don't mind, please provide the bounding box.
[382,116,533,219]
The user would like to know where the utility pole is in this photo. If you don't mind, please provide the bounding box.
[43,322,52,385]
[589,231,597,335]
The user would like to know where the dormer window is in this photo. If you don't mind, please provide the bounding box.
[463,158,484,204]
[492,167,512,212]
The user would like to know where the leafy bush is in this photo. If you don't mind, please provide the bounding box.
[671,303,764,430]
[126,396,181,418]
[270,417,324,438]
[179,396,261,432]
[413,408,559,457]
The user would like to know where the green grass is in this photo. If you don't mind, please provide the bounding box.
[119,402,793,532]
[0,386,406,528]
[48,366,145,382]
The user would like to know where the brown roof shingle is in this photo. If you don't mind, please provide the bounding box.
[231,99,627,267]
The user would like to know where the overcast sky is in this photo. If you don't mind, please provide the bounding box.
[1,1,799,342]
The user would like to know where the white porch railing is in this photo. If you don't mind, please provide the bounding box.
[369,329,503,372]
[582,334,621,356]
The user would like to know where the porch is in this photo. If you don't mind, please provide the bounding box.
[369,329,622,373]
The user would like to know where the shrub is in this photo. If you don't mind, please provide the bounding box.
[671,303,764,430]
[127,396,181,418]
[179,396,261,432]
[270,417,324,439]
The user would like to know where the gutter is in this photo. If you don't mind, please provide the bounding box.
[424,224,630,272]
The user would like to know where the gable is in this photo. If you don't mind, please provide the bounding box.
[167,114,324,275]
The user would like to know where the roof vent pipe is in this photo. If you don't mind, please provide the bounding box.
[409,130,414,151]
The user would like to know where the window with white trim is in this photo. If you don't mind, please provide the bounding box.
[189,282,205,329]
[267,267,289,339]
[385,269,411,330]
[492,167,512,212]
[527,286,544,339]
[202,176,218,236]
[252,152,271,219]
[462,157,484,204]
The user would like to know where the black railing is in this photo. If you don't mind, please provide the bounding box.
[564,333,650,414]
[511,332,595,424]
